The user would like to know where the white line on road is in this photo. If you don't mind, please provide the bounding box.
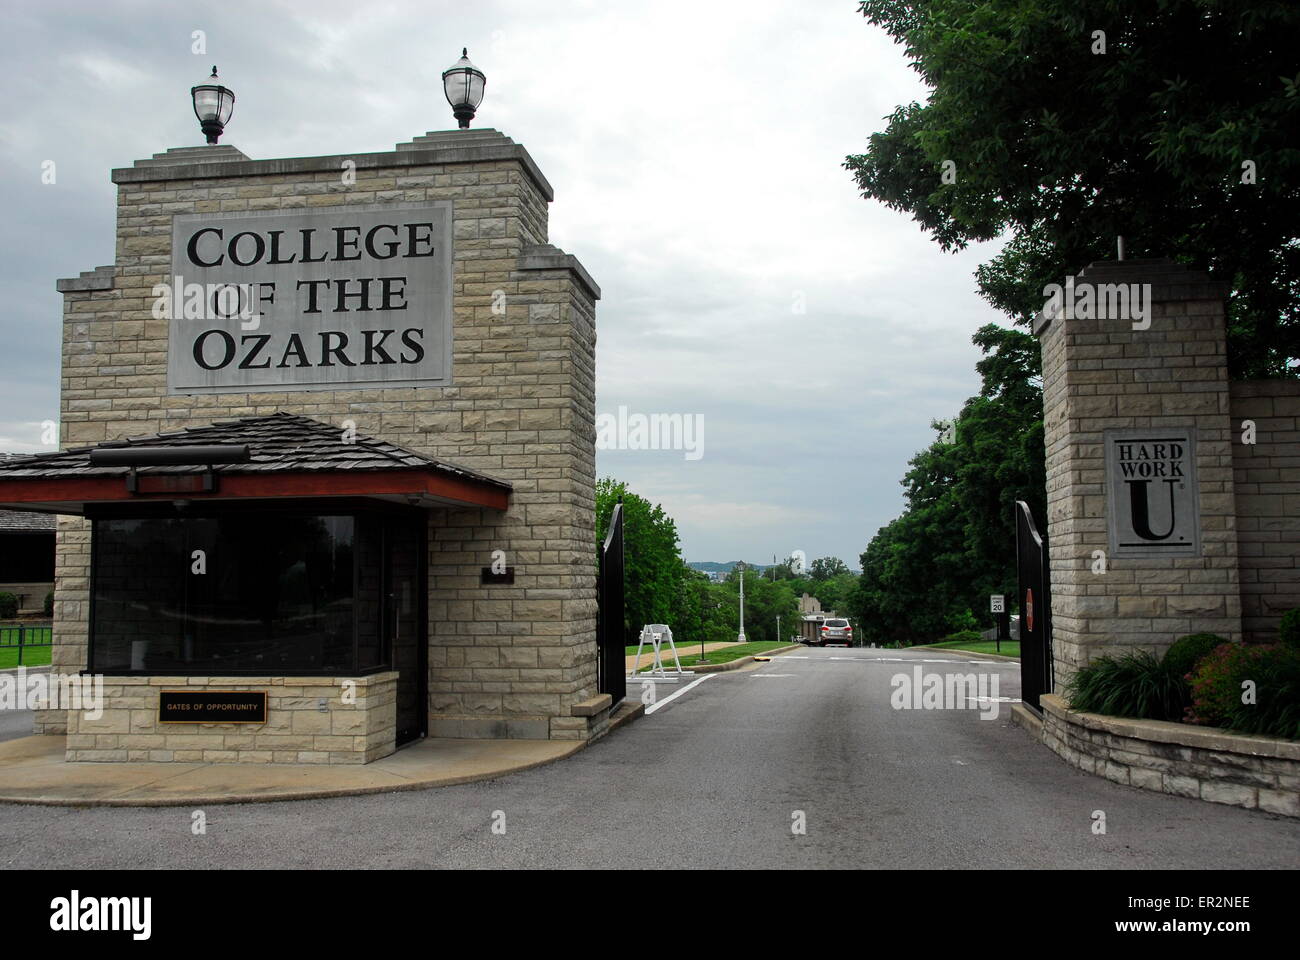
[780,655,1016,665]
[644,673,715,714]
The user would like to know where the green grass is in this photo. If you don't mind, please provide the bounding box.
[636,640,792,671]
[925,639,1020,658]
[624,639,741,655]
[0,644,52,669]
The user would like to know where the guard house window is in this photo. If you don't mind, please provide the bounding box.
[88,510,419,675]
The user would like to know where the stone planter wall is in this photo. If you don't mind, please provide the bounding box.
[1036,693,1300,817]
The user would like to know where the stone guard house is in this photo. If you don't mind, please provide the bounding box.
[0,129,611,763]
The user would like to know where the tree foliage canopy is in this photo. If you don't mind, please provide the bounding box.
[846,0,1300,375]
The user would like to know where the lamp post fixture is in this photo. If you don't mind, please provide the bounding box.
[191,66,235,145]
[736,562,747,643]
[442,48,486,129]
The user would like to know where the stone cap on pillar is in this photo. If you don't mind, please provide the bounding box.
[55,264,115,293]
[131,145,251,168]
[111,128,553,201]
[1034,258,1230,335]
[518,243,601,301]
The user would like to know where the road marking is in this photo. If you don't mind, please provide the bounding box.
[644,673,715,714]
[755,654,1019,667]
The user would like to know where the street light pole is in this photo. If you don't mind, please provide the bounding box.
[737,562,746,643]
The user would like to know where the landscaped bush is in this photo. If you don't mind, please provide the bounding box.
[1162,633,1227,681]
[942,629,983,645]
[43,591,54,617]
[1280,608,1300,649]
[1066,651,1186,722]
[0,593,17,619]
[1187,642,1265,727]
[1189,643,1300,739]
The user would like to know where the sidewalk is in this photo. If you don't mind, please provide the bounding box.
[625,641,739,672]
[0,701,643,807]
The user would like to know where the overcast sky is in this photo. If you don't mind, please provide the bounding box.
[0,0,1009,567]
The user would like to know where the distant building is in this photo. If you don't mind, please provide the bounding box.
[798,592,821,614]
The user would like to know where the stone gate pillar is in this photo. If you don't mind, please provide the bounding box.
[1035,259,1242,684]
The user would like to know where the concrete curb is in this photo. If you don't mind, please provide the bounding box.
[606,699,644,731]
[0,665,50,675]
[1011,702,1043,737]
[907,644,1021,662]
[688,644,805,673]
[0,697,648,808]
[0,740,588,808]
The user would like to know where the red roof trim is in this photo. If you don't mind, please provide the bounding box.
[0,469,508,511]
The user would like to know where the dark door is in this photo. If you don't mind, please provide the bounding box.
[387,516,425,745]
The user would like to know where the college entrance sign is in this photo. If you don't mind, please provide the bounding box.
[166,201,453,394]
[1104,429,1201,557]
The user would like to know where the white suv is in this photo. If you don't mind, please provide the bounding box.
[817,618,853,646]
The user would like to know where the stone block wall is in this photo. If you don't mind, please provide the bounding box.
[1230,380,1300,641]
[1037,694,1300,817]
[42,129,601,745]
[1036,260,1243,684]
[64,672,397,764]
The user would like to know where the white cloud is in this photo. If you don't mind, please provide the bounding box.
[0,0,1013,567]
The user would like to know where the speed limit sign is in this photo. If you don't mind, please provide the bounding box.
[990,594,1005,614]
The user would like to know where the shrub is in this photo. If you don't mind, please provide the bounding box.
[1163,633,1227,681]
[0,593,17,619]
[1188,642,1268,728]
[949,609,979,634]
[1190,643,1300,739]
[43,591,54,617]
[942,629,983,645]
[1066,651,1186,722]
[1280,608,1300,649]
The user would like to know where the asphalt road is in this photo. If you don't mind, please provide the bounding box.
[0,647,1297,869]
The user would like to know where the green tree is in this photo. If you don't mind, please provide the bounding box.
[595,478,685,644]
[845,0,1300,376]
[812,572,859,616]
[718,568,801,644]
[852,324,1045,644]
[809,556,851,582]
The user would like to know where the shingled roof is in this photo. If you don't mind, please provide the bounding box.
[0,413,510,488]
[0,509,56,533]
[0,413,511,514]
